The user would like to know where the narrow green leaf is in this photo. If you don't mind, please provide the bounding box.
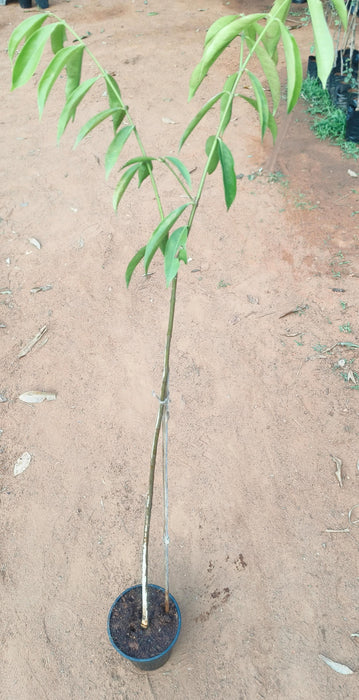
[324,0,347,30]
[138,162,153,187]
[12,24,60,90]
[163,156,192,187]
[189,13,266,99]
[269,0,292,22]
[218,140,236,210]
[238,94,277,142]
[75,107,125,147]
[118,156,154,186]
[266,112,277,143]
[121,156,155,169]
[204,15,239,47]
[51,22,66,55]
[279,24,302,112]
[104,73,124,132]
[38,45,84,118]
[245,34,281,114]
[179,92,223,150]
[265,0,292,59]
[105,125,134,178]
[113,163,141,211]
[125,246,146,287]
[65,45,84,101]
[8,14,48,62]
[306,0,335,88]
[164,226,188,286]
[57,77,98,141]
[205,135,220,175]
[144,204,190,274]
[178,248,188,264]
[246,69,269,139]
[220,73,237,133]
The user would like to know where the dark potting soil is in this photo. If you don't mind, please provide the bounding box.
[109,587,179,659]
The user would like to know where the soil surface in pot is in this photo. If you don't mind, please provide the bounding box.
[109,587,179,659]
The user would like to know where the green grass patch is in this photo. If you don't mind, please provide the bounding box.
[301,77,359,159]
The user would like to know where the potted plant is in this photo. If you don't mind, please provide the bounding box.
[7,0,347,669]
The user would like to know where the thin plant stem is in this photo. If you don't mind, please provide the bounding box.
[141,276,178,628]
[162,380,170,614]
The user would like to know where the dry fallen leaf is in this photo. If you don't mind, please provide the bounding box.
[347,370,357,385]
[19,391,57,404]
[319,654,354,675]
[348,504,359,526]
[18,325,48,358]
[14,451,32,476]
[28,237,42,249]
[331,454,343,487]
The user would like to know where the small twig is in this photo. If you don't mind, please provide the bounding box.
[18,325,48,358]
[279,304,308,319]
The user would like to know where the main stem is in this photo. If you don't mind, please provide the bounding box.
[141,275,178,628]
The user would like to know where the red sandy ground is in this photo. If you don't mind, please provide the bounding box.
[1,1,359,698]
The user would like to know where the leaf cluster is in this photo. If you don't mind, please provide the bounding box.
[8,2,348,286]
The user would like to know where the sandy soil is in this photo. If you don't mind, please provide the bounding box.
[1,1,359,698]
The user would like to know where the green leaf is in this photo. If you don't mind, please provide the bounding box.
[113,163,141,210]
[105,125,134,178]
[279,24,302,112]
[57,76,98,141]
[306,0,335,88]
[8,14,48,62]
[204,15,239,47]
[265,0,292,59]
[179,92,223,149]
[325,0,347,30]
[51,22,66,55]
[118,155,155,187]
[65,45,84,101]
[266,111,277,143]
[245,69,269,139]
[38,45,84,118]
[238,94,277,142]
[138,162,153,187]
[164,226,188,286]
[104,73,124,132]
[245,34,281,114]
[205,135,220,175]
[218,140,236,210]
[163,156,192,187]
[144,204,190,274]
[121,156,155,169]
[220,73,237,134]
[189,13,266,99]
[74,107,125,147]
[11,24,60,90]
[125,246,146,287]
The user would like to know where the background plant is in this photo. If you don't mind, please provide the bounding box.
[302,75,359,157]
[8,0,348,630]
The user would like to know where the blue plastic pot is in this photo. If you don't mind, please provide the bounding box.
[107,584,181,671]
